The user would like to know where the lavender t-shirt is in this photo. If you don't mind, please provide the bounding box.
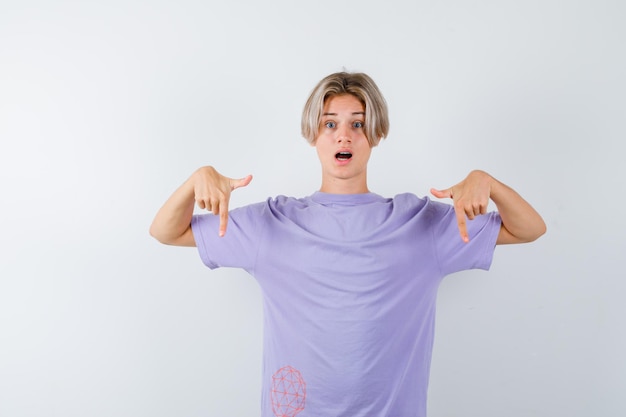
[192,192,501,417]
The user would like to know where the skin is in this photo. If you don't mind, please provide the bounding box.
[315,94,371,194]
[149,93,546,247]
[430,170,546,244]
[149,166,251,246]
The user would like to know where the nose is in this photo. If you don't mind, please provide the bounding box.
[336,125,352,143]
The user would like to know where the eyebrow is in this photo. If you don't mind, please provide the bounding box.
[322,112,365,116]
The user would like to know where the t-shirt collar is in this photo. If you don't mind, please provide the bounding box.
[310,191,386,206]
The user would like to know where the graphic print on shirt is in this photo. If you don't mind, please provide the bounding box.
[270,365,306,417]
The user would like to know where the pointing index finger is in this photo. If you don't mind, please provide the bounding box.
[218,196,229,237]
[454,204,470,243]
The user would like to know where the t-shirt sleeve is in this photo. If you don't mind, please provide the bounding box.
[429,200,502,276]
[191,202,266,271]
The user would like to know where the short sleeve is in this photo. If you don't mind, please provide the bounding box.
[429,201,502,276]
[191,202,266,271]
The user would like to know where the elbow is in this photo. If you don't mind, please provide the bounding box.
[149,223,168,244]
[534,220,547,241]
[499,218,547,245]
[525,219,547,243]
[532,214,548,240]
[149,222,195,247]
[149,225,161,243]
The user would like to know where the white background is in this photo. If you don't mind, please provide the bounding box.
[1,1,624,416]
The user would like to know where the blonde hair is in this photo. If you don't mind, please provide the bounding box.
[301,72,389,147]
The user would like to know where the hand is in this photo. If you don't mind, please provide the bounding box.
[193,166,253,236]
[430,170,492,243]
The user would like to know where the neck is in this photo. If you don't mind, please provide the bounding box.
[319,177,370,194]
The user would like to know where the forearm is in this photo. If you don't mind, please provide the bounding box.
[149,176,196,246]
[489,175,546,244]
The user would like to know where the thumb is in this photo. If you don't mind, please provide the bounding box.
[430,187,452,199]
[231,174,253,190]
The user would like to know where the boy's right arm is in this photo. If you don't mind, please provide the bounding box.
[149,166,253,247]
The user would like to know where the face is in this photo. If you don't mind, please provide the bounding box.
[314,94,372,194]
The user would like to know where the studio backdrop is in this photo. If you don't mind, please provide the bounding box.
[0,1,624,416]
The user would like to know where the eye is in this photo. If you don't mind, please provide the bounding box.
[324,121,336,128]
[353,121,364,128]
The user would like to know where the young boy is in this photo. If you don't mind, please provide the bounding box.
[150,72,546,417]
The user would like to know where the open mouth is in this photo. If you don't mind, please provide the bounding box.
[335,151,352,161]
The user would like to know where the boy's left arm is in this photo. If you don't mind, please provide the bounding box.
[431,170,547,245]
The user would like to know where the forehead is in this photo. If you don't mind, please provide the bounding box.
[322,94,364,114]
